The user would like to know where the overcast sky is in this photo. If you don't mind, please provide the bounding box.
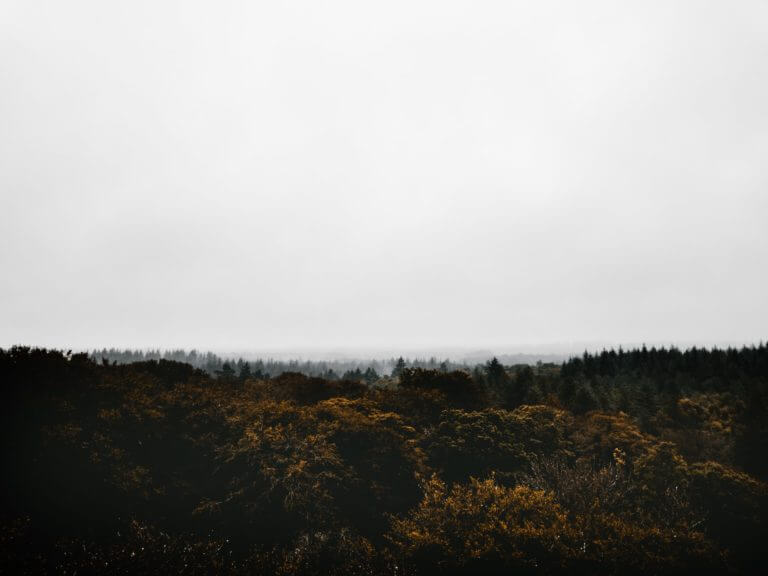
[1,1,766,353]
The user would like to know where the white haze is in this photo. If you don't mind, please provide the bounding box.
[1,1,767,352]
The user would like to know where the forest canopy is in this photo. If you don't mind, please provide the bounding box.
[1,344,766,574]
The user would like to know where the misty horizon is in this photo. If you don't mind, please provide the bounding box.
[7,340,765,366]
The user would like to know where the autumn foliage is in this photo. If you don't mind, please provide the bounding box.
[1,346,766,574]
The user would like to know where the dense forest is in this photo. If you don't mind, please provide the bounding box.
[87,348,473,382]
[2,345,766,574]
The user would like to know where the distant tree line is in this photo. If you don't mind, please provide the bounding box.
[89,348,470,381]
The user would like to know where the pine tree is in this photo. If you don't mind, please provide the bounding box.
[392,357,407,378]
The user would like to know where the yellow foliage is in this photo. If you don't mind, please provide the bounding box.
[572,411,651,463]
[390,475,573,571]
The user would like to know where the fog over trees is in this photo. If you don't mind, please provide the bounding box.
[1,0,766,574]
[87,347,572,381]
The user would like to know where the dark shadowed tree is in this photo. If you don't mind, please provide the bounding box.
[392,357,406,378]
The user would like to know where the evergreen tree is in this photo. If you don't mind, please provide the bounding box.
[485,357,506,386]
[217,362,236,380]
[392,357,407,378]
[363,367,379,385]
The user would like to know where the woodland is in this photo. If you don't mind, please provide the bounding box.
[1,344,766,574]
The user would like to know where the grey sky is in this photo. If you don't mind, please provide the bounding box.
[1,0,767,352]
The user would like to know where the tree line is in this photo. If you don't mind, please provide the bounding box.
[89,348,472,381]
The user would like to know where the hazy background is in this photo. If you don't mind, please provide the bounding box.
[1,0,766,354]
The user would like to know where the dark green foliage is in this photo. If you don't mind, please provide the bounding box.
[391,356,407,378]
[216,361,236,380]
[398,368,485,407]
[266,371,368,404]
